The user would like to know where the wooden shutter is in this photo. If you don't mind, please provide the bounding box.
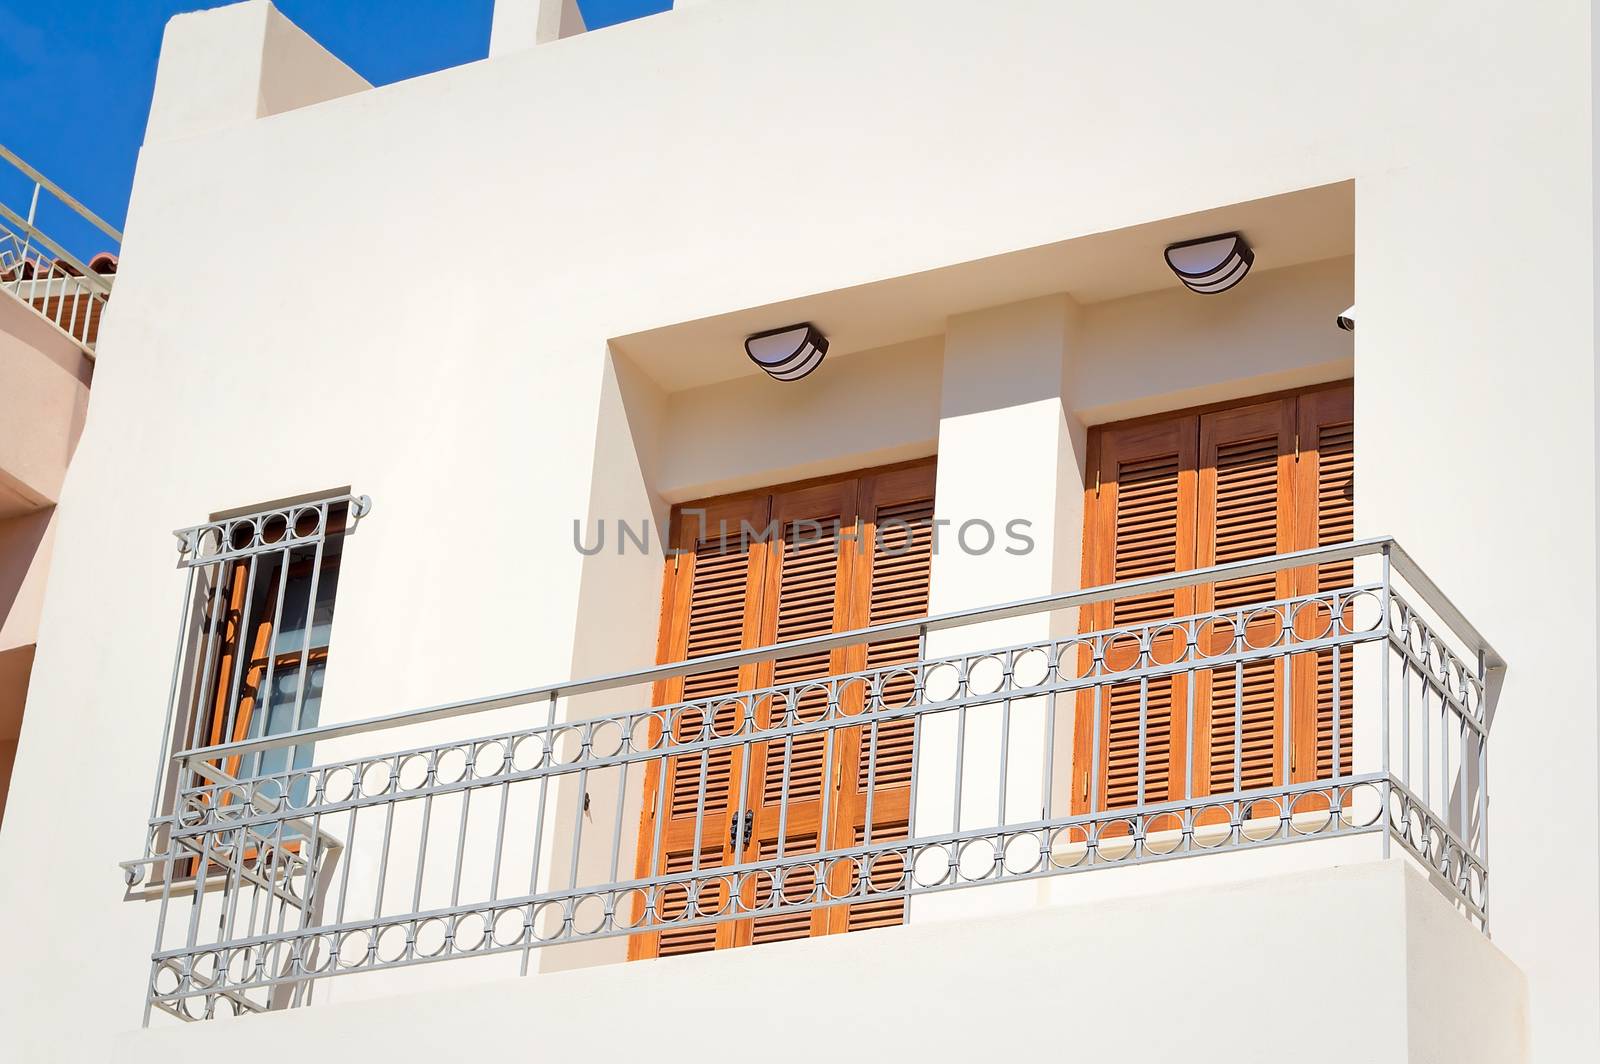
[1293,386,1355,791]
[1077,383,1355,818]
[740,478,860,945]
[828,462,936,933]
[1073,417,1198,814]
[631,459,937,959]
[1194,400,1297,801]
[630,494,770,960]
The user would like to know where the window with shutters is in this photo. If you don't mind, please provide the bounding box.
[1072,383,1354,818]
[629,460,936,959]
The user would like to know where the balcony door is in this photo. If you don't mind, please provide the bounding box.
[1071,383,1354,817]
[630,460,936,959]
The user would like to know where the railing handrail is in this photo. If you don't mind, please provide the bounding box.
[0,141,123,243]
[177,536,1504,767]
[0,199,114,296]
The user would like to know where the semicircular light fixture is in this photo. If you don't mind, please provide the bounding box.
[744,322,829,381]
[1164,232,1254,294]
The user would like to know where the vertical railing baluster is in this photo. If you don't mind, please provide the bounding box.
[520,692,560,975]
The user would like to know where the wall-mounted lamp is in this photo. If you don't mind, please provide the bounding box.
[745,322,829,381]
[1164,232,1254,294]
[1335,305,1355,332]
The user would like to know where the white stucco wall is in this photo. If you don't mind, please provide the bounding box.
[0,1,1590,1059]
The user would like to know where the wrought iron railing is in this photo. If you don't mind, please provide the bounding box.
[0,142,121,356]
[121,538,1500,1023]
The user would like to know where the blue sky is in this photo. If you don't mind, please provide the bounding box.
[0,0,671,260]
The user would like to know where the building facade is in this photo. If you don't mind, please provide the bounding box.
[0,1,1595,1060]
[0,144,116,827]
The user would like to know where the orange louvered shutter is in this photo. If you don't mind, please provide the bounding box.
[739,478,860,946]
[1194,399,1297,804]
[631,460,937,959]
[1077,384,1355,821]
[1293,385,1355,792]
[1073,417,1198,815]
[630,495,770,960]
[829,462,936,933]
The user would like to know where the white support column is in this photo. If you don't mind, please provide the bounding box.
[912,295,1087,923]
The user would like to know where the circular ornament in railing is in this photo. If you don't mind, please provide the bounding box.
[1003,831,1044,874]
[376,923,410,963]
[1292,597,1335,641]
[487,908,522,948]
[713,697,750,736]
[1288,792,1336,835]
[532,901,566,942]
[1143,811,1185,854]
[1196,616,1238,658]
[1191,805,1234,848]
[824,856,861,899]
[1049,824,1091,867]
[188,951,218,987]
[791,683,831,724]
[512,731,547,771]
[1240,798,1283,841]
[359,760,393,797]
[1146,624,1190,666]
[921,661,961,703]
[1055,639,1095,681]
[912,843,953,887]
[571,894,608,936]
[434,746,469,785]
[1428,636,1451,682]
[291,506,323,539]
[322,765,355,804]
[1092,819,1137,862]
[1102,631,1143,673]
[743,867,777,911]
[966,655,1005,696]
[867,849,909,892]
[778,863,819,907]
[956,838,998,881]
[629,712,661,753]
[1407,619,1429,659]
[669,704,707,745]
[1242,607,1286,650]
[1344,783,1383,828]
[613,888,650,930]
[260,511,289,545]
[1011,647,1051,689]
[226,945,257,984]
[835,675,868,716]
[551,727,585,765]
[655,881,690,923]
[397,753,430,791]
[589,719,625,758]
[874,667,920,710]
[472,739,507,778]
[336,929,371,969]
[414,918,450,958]
[226,519,256,553]
[305,934,337,974]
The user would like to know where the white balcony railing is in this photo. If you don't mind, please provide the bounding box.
[121,536,1501,1024]
[0,142,120,356]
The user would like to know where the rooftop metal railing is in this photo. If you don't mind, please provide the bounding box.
[0,142,121,356]
[122,537,1501,1024]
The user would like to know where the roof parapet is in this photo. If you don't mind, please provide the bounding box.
[145,0,370,145]
[489,0,587,56]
